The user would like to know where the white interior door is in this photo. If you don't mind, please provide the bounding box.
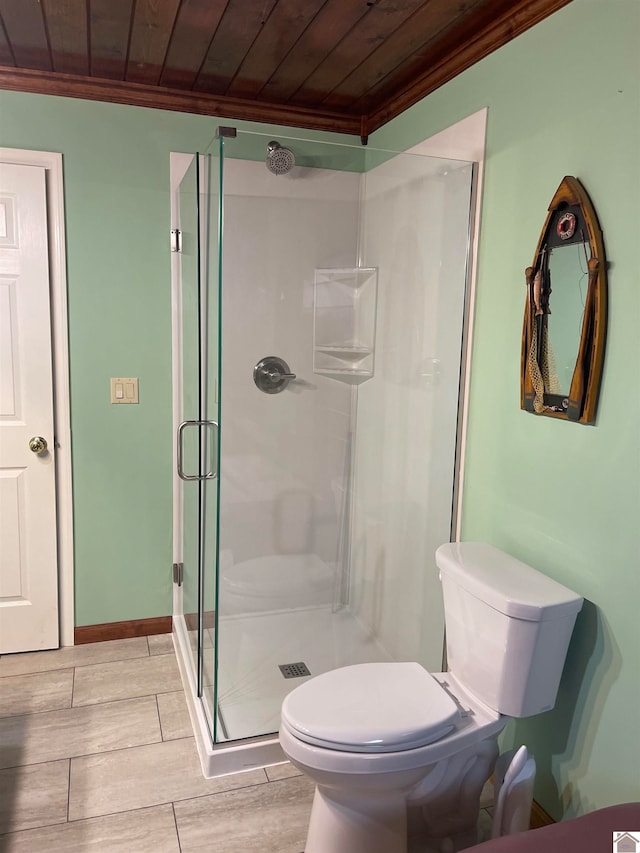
[0,162,59,653]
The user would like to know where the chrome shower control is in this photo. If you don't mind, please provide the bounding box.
[253,356,296,394]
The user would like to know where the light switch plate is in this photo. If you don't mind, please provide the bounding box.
[110,377,139,404]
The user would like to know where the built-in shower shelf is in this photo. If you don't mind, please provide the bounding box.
[314,368,373,385]
[313,267,377,384]
[315,346,371,359]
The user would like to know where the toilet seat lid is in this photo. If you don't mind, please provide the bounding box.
[281,663,460,753]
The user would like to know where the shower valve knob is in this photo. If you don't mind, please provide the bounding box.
[253,357,296,394]
[265,369,296,383]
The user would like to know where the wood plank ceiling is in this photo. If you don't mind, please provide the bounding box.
[0,0,570,139]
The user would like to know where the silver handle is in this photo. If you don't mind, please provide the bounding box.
[253,356,296,394]
[203,421,219,481]
[177,420,218,481]
[177,421,198,481]
[264,369,296,382]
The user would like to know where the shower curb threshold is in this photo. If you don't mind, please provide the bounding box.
[173,615,287,780]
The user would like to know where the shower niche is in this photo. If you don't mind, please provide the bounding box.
[313,267,378,383]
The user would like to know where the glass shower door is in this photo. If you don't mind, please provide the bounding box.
[212,132,475,744]
[177,151,222,732]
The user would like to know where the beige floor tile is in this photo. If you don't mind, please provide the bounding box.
[201,645,215,688]
[187,627,214,652]
[157,691,192,741]
[477,807,494,842]
[68,737,268,820]
[72,653,182,707]
[0,669,73,718]
[479,777,495,808]
[265,761,303,781]
[0,759,69,834]
[0,696,162,769]
[147,634,175,656]
[0,637,149,677]
[0,804,180,852]
[174,774,315,852]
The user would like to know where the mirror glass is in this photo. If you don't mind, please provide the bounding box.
[546,242,590,397]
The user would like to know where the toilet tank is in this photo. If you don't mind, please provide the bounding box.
[436,542,583,718]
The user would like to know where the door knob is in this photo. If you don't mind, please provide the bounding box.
[29,436,48,454]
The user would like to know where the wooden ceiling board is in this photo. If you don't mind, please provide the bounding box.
[159,0,229,89]
[345,0,520,112]
[321,0,483,110]
[0,0,52,71]
[226,0,327,100]
[126,0,181,86]
[0,64,363,135]
[0,18,15,67]
[287,0,427,107]
[0,0,573,138]
[257,0,370,103]
[89,0,135,80]
[365,0,573,131]
[193,0,272,93]
[42,0,89,75]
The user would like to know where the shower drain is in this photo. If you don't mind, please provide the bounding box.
[279,662,311,679]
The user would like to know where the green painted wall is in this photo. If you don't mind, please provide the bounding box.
[0,92,357,626]
[371,0,639,820]
[1,0,637,818]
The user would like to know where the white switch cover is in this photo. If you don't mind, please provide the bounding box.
[111,377,139,404]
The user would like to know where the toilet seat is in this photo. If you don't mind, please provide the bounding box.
[281,662,460,753]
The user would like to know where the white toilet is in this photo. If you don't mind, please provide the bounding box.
[279,542,583,853]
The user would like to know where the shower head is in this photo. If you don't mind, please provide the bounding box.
[266,141,295,175]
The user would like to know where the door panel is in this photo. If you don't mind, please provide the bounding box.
[179,156,203,689]
[199,145,222,740]
[0,163,58,653]
[177,152,221,722]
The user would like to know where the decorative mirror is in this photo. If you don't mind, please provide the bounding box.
[521,176,607,423]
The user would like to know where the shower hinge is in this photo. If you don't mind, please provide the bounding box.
[172,562,184,586]
[170,229,181,253]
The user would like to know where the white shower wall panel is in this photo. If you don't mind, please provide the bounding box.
[351,157,473,670]
[219,160,360,611]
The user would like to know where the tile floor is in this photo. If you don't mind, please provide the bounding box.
[0,635,494,852]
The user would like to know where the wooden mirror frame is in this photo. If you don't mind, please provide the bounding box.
[521,176,607,423]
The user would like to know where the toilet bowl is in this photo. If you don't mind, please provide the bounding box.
[279,542,583,853]
[281,666,505,853]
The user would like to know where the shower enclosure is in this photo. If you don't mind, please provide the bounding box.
[170,130,476,777]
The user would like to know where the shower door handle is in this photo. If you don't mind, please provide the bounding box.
[203,421,219,481]
[177,420,219,481]
[177,421,199,481]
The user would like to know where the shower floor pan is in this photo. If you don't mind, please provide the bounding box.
[173,604,391,779]
[220,552,335,614]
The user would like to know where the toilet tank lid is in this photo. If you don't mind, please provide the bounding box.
[436,542,583,621]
